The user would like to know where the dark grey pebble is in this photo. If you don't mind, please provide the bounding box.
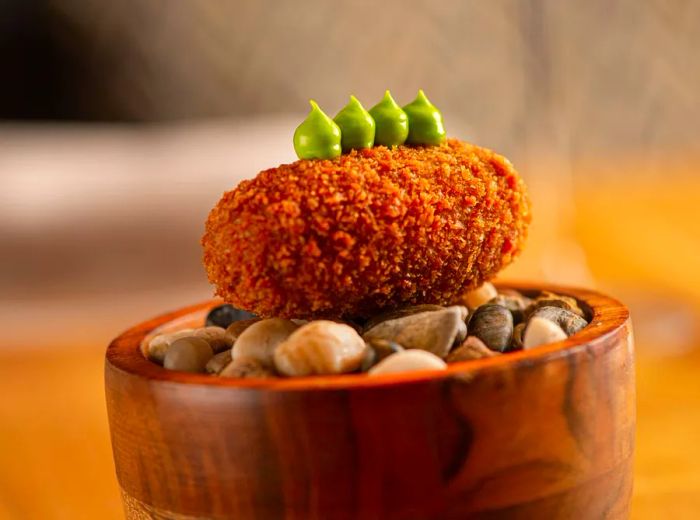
[468,304,513,352]
[489,293,531,324]
[524,291,585,320]
[512,322,526,350]
[206,304,257,329]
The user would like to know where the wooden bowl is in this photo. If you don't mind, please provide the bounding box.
[105,283,635,519]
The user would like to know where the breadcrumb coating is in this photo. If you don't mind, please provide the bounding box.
[202,139,530,318]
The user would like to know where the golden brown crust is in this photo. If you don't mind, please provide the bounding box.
[202,139,530,318]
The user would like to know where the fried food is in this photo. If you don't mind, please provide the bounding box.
[202,139,530,318]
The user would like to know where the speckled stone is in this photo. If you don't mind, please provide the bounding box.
[363,306,467,358]
[525,291,585,319]
[530,306,588,336]
[362,304,445,332]
[512,322,526,349]
[488,291,531,324]
[468,304,514,352]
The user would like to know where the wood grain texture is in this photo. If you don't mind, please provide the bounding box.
[105,283,634,519]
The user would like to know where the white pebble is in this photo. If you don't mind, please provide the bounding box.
[233,318,299,368]
[463,282,498,309]
[274,321,367,376]
[143,328,195,363]
[368,350,447,376]
[523,317,568,349]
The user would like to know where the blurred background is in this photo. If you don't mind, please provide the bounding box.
[1,0,699,518]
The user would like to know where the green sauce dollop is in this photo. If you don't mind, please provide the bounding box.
[368,90,409,147]
[333,95,376,152]
[402,90,446,146]
[293,100,342,160]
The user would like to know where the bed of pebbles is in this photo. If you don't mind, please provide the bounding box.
[141,283,589,378]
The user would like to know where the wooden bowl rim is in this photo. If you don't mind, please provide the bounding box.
[106,281,629,391]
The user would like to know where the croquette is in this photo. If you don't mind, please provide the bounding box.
[202,139,530,318]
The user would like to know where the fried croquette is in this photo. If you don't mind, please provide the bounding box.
[202,139,530,318]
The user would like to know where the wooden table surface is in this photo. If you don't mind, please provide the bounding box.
[2,318,699,519]
[1,127,699,518]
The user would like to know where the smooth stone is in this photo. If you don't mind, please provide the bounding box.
[525,291,585,319]
[530,306,588,336]
[455,319,468,344]
[205,304,256,328]
[488,293,531,324]
[462,282,498,309]
[468,304,514,352]
[339,319,365,335]
[205,349,232,375]
[274,321,367,376]
[368,350,447,375]
[233,318,299,368]
[363,306,467,358]
[446,336,499,362]
[523,317,568,349]
[220,358,275,379]
[224,318,261,346]
[512,322,526,350]
[362,304,445,332]
[143,328,196,363]
[163,337,213,372]
[360,338,404,372]
[193,326,229,353]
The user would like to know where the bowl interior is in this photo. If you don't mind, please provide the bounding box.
[108,282,628,390]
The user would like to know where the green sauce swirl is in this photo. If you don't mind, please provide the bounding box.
[333,95,376,152]
[368,90,409,147]
[293,100,342,160]
[402,90,446,146]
